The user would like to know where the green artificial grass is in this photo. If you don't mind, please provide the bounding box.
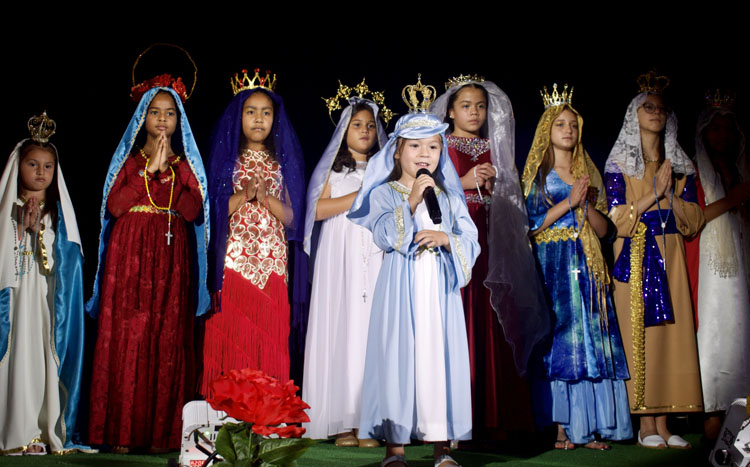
[0,434,712,466]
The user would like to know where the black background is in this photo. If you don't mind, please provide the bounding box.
[4,26,746,297]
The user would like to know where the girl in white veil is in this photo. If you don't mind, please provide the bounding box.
[302,82,389,446]
[684,96,750,439]
[431,75,547,439]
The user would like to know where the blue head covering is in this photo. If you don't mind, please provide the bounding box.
[206,87,305,295]
[303,97,388,255]
[348,112,462,229]
[85,87,211,318]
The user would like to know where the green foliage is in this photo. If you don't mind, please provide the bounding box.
[258,438,316,466]
[212,423,313,466]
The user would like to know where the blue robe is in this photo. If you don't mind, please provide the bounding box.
[527,170,632,444]
[0,204,87,450]
[358,182,479,444]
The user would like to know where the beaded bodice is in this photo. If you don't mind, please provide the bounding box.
[224,150,287,288]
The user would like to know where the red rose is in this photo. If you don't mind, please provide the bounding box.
[207,368,310,437]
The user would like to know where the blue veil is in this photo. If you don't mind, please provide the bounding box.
[348,112,464,228]
[207,88,306,296]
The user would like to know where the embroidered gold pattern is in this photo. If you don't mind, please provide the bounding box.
[394,205,405,251]
[37,223,51,275]
[533,226,579,244]
[451,233,471,286]
[629,222,648,411]
[128,205,182,217]
[225,150,287,288]
[631,403,703,412]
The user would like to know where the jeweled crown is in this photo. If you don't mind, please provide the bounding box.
[402,74,436,113]
[231,68,277,95]
[27,111,56,144]
[540,83,574,109]
[322,78,394,125]
[445,74,485,91]
[705,89,736,109]
[637,69,670,94]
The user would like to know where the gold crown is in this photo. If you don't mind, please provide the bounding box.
[540,83,574,108]
[445,74,485,91]
[637,69,670,94]
[322,78,394,125]
[27,111,56,144]
[705,89,736,109]
[231,68,277,95]
[402,74,436,113]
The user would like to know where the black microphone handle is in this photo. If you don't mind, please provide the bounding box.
[416,169,442,224]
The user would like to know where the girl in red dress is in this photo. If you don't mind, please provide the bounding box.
[87,76,210,453]
[200,70,305,395]
[432,76,549,442]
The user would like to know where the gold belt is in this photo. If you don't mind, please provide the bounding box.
[129,205,182,217]
[533,226,577,244]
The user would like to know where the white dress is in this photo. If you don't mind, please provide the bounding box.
[412,200,448,441]
[696,209,750,412]
[0,206,63,453]
[302,163,383,439]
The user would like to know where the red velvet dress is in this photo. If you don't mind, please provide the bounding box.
[89,151,202,450]
[446,135,533,440]
[200,150,290,397]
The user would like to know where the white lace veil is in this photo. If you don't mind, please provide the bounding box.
[605,92,695,178]
[694,107,747,278]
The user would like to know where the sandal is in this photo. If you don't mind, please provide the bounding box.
[335,432,358,447]
[358,438,380,448]
[554,437,576,450]
[434,453,461,466]
[583,440,611,450]
[24,442,47,456]
[382,454,407,466]
[110,445,130,454]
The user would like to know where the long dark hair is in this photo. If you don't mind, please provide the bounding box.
[18,140,59,225]
[444,83,489,137]
[331,102,379,173]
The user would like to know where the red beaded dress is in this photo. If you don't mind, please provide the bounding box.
[446,135,533,439]
[200,150,290,396]
[89,150,203,449]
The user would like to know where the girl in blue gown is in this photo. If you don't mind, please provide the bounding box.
[521,85,632,450]
[348,86,479,466]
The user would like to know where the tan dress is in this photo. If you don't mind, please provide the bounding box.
[609,161,705,414]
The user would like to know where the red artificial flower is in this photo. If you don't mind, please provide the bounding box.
[207,368,310,438]
[251,423,306,439]
[130,73,187,104]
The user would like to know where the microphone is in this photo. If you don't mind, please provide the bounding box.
[417,168,442,225]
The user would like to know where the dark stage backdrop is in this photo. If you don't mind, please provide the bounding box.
[5,36,747,303]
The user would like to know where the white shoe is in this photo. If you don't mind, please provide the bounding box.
[637,431,666,449]
[666,434,691,449]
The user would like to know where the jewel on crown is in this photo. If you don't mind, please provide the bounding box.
[445,74,485,91]
[231,68,277,95]
[540,83,574,109]
[322,78,394,125]
[637,69,670,95]
[28,111,56,144]
[705,89,736,110]
[402,74,437,113]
